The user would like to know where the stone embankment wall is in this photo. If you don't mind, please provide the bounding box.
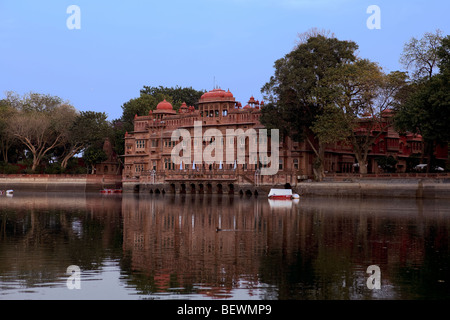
[124,177,450,199]
[0,174,122,192]
[296,178,450,199]
[3,174,450,199]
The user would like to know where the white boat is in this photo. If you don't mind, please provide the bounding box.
[2,189,14,197]
[268,188,299,200]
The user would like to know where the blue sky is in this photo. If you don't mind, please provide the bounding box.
[1,0,449,121]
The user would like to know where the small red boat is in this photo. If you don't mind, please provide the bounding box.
[100,188,122,194]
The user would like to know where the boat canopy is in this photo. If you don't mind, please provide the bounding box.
[268,189,293,197]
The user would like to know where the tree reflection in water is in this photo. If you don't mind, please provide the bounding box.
[1,192,450,299]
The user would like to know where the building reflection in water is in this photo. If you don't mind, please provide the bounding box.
[122,194,268,298]
[1,192,450,299]
[121,194,450,299]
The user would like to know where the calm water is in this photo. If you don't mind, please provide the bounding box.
[1,191,450,300]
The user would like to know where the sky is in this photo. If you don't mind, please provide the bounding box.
[1,0,449,121]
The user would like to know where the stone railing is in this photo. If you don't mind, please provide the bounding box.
[133,169,301,186]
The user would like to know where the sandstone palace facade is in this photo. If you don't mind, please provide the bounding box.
[121,88,447,194]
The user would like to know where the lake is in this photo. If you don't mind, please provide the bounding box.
[1,192,450,300]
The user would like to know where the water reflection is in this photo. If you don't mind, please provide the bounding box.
[1,192,450,299]
[121,194,450,299]
[121,194,270,299]
[0,192,123,299]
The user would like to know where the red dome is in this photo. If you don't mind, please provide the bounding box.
[156,99,173,110]
[201,88,225,99]
[200,88,234,100]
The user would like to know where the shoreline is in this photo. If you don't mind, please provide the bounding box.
[0,174,122,193]
[1,174,450,199]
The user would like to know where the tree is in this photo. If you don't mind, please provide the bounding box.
[395,33,450,172]
[376,155,398,173]
[5,92,77,171]
[437,35,450,74]
[120,94,160,131]
[83,145,108,174]
[0,99,18,163]
[58,111,111,169]
[140,85,205,109]
[261,30,358,180]
[394,74,450,171]
[318,59,407,173]
[109,119,126,159]
[400,29,443,81]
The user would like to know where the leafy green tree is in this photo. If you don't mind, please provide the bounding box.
[394,74,450,170]
[83,145,108,174]
[437,36,450,73]
[395,33,450,172]
[109,119,126,158]
[318,58,407,173]
[140,85,205,109]
[120,94,160,131]
[0,99,18,163]
[261,30,358,180]
[59,111,111,169]
[376,155,398,173]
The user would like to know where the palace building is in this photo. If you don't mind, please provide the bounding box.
[123,88,301,177]
[121,87,447,193]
